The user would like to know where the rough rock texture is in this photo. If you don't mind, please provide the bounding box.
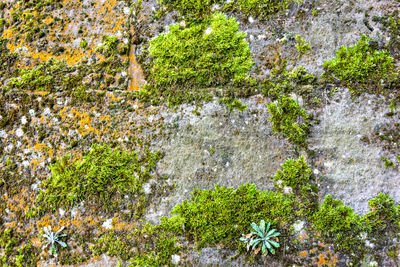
[146,96,297,222]
[310,89,400,214]
[1,0,400,265]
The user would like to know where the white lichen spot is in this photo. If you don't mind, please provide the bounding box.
[59,208,66,217]
[211,4,220,11]
[166,179,173,187]
[257,34,266,40]
[123,7,131,15]
[143,183,152,195]
[71,207,78,217]
[31,182,40,191]
[313,169,320,175]
[0,130,7,138]
[43,107,51,115]
[29,109,35,116]
[171,255,180,265]
[21,116,27,125]
[179,21,186,27]
[22,161,30,168]
[293,220,305,232]
[248,16,255,23]
[102,218,113,229]
[205,27,212,35]
[16,128,24,137]
[283,186,293,194]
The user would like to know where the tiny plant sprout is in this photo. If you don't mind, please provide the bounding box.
[42,226,67,257]
[240,220,280,255]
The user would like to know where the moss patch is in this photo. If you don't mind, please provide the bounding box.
[171,183,296,250]
[322,35,398,92]
[35,143,164,216]
[267,94,310,147]
[143,12,253,106]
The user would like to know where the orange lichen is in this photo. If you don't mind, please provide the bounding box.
[313,250,338,266]
[299,250,308,257]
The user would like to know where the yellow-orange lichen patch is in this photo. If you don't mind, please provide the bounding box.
[31,238,43,248]
[313,250,338,266]
[128,43,146,91]
[30,159,42,170]
[299,250,308,257]
[36,216,55,230]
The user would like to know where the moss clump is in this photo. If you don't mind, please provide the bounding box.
[273,155,317,216]
[162,0,222,22]
[35,143,163,215]
[363,193,400,233]
[260,62,316,97]
[6,58,76,92]
[235,0,301,19]
[171,183,296,249]
[295,35,311,59]
[0,38,18,82]
[219,97,248,113]
[0,229,39,266]
[96,35,126,58]
[312,195,363,253]
[322,35,398,91]
[145,12,253,105]
[91,217,183,266]
[161,0,300,21]
[267,94,310,147]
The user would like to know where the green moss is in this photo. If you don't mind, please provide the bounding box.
[161,0,222,22]
[295,35,311,59]
[0,229,39,266]
[171,183,296,250]
[161,0,300,21]
[312,195,363,253]
[322,35,398,91]
[363,193,400,234]
[0,38,18,83]
[145,12,253,105]
[381,156,395,169]
[267,94,310,147]
[96,35,123,58]
[91,218,183,266]
[260,63,316,97]
[234,0,301,19]
[219,97,248,113]
[35,143,163,216]
[6,58,76,92]
[273,155,317,216]
[79,38,88,49]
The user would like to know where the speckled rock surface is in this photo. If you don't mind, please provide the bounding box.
[1,0,400,265]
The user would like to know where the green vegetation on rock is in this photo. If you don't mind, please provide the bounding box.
[171,183,296,250]
[322,35,398,91]
[35,143,163,215]
[273,155,317,216]
[0,229,39,266]
[144,12,253,105]
[96,35,127,57]
[161,0,222,21]
[267,94,310,147]
[235,0,301,19]
[92,217,183,266]
[0,38,18,82]
[161,0,301,20]
[312,195,363,252]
